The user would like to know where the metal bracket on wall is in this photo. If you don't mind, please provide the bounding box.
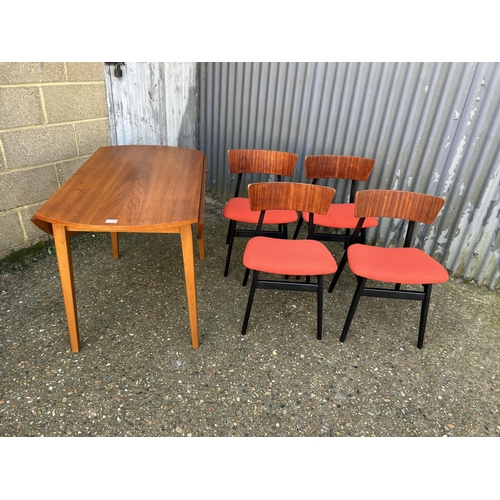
[105,62,125,78]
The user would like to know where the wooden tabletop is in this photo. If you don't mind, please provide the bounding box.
[32,145,206,233]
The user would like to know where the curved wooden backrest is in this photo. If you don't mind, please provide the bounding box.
[354,190,445,224]
[304,155,375,181]
[228,149,298,176]
[248,182,335,215]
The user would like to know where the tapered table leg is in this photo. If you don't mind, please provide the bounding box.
[111,232,119,259]
[197,222,205,260]
[179,224,199,349]
[52,224,80,352]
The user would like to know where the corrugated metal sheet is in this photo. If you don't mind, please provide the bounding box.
[199,62,500,289]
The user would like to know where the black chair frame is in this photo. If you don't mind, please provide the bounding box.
[242,210,328,340]
[330,214,435,349]
[225,172,291,277]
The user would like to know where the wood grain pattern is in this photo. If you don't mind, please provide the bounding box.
[228,149,298,176]
[248,182,335,215]
[33,145,205,232]
[305,155,375,181]
[354,189,445,223]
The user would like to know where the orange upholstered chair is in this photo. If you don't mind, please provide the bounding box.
[241,182,337,340]
[223,149,299,276]
[293,155,378,245]
[329,189,448,348]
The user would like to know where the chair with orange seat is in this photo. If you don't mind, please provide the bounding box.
[241,182,338,340]
[223,149,299,277]
[293,155,378,246]
[329,189,448,348]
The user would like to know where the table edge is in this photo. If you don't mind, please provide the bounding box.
[31,216,199,234]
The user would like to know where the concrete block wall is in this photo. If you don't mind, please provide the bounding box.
[0,62,111,258]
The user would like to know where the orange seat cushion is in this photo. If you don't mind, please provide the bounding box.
[243,236,337,276]
[347,244,449,284]
[223,197,297,224]
[302,203,378,229]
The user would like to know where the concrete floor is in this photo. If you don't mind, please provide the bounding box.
[1,199,499,438]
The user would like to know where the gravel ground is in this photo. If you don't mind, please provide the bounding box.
[1,199,499,438]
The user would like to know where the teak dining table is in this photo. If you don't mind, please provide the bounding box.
[31,145,207,352]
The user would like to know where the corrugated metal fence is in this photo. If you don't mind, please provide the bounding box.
[199,62,500,290]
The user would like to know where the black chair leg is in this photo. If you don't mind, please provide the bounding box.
[343,229,351,250]
[224,220,237,277]
[317,275,324,340]
[339,276,367,342]
[292,217,303,239]
[282,223,290,280]
[328,250,349,292]
[417,284,432,349]
[242,267,250,286]
[242,271,259,335]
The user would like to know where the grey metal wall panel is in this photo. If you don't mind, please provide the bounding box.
[199,62,500,289]
[433,62,500,289]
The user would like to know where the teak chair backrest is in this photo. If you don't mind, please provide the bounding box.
[228,149,298,176]
[248,182,335,216]
[354,190,445,225]
[305,155,375,182]
[304,155,375,207]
